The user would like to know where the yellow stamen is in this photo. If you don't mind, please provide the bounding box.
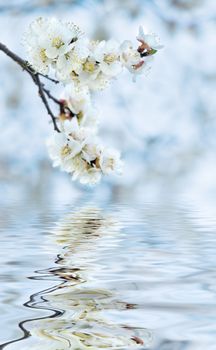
[52,37,64,49]
[83,61,95,73]
[40,48,47,63]
[59,113,70,121]
[104,53,117,64]
[77,111,84,122]
[61,145,71,157]
[95,157,100,168]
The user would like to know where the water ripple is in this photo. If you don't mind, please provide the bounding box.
[1,202,216,349]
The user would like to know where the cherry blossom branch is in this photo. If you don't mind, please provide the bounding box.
[0,17,163,185]
[0,41,61,132]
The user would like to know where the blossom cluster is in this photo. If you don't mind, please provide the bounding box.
[46,85,122,184]
[24,17,162,184]
[24,18,163,88]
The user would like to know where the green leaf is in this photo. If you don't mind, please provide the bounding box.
[148,48,157,56]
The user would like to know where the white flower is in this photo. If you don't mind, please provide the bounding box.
[62,118,95,144]
[69,153,102,185]
[83,71,110,91]
[64,153,87,174]
[80,105,99,129]
[24,17,49,48]
[99,148,123,175]
[120,40,141,70]
[56,50,83,81]
[82,143,102,163]
[76,41,101,83]
[78,59,100,88]
[23,18,51,74]
[56,37,90,81]
[61,84,91,115]
[61,84,99,128]
[56,38,123,90]
[24,17,82,73]
[41,18,81,59]
[120,40,152,79]
[94,39,122,77]
[26,46,51,74]
[73,37,90,60]
[73,40,114,90]
[46,132,82,169]
[137,26,164,50]
[79,167,102,185]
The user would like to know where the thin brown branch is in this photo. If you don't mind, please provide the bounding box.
[0,42,35,77]
[38,73,59,84]
[34,74,60,132]
[43,88,62,105]
[0,41,60,132]
[43,88,76,118]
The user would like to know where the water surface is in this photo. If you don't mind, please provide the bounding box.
[0,200,216,349]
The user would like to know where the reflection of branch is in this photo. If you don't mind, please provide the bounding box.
[0,42,61,132]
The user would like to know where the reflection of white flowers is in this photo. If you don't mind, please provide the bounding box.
[19,207,151,350]
[18,312,151,350]
[24,17,162,185]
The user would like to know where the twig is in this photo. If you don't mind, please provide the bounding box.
[43,88,62,105]
[34,74,60,132]
[0,42,33,74]
[0,41,60,132]
[43,88,76,118]
[38,73,59,84]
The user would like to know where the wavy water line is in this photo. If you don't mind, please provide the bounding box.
[1,207,152,349]
[0,266,82,349]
